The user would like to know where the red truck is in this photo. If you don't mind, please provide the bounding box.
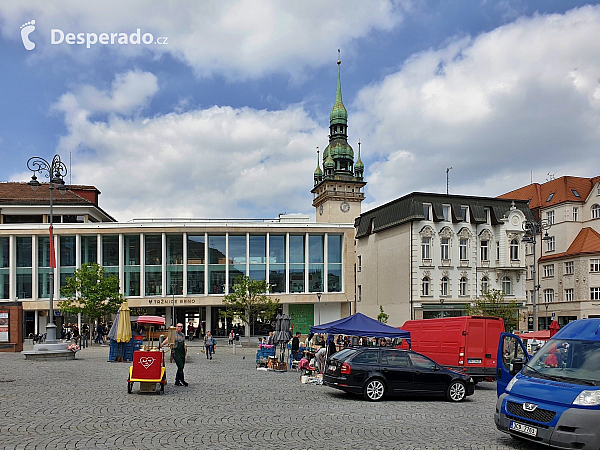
[399,316,505,382]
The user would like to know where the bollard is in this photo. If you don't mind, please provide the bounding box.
[233,340,236,355]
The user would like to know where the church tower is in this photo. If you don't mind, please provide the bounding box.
[312,52,366,223]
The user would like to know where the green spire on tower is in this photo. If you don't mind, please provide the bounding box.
[329,49,348,126]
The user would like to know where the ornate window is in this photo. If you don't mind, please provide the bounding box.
[440,276,449,296]
[481,277,489,295]
[422,237,431,260]
[501,276,512,295]
[422,277,431,296]
[480,240,489,262]
[459,238,468,260]
[510,239,519,261]
[441,238,450,260]
[459,277,467,296]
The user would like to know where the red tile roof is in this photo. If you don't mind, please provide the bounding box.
[0,182,95,205]
[498,176,600,209]
[539,227,600,262]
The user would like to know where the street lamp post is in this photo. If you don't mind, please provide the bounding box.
[440,298,445,318]
[522,218,552,332]
[26,155,68,344]
[317,292,322,325]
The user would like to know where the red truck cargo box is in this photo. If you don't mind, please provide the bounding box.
[399,316,504,381]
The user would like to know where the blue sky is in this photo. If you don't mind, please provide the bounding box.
[1,1,599,221]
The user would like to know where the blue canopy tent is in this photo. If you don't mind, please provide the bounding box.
[310,313,411,344]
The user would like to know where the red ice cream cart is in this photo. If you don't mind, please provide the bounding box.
[127,315,167,394]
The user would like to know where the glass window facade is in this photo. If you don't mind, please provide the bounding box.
[208,235,225,294]
[16,236,32,299]
[289,235,304,293]
[60,236,76,289]
[0,237,9,299]
[0,231,347,300]
[269,235,285,293]
[328,234,342,292]
[80,235,97,264]
[38,236,51,299]
[124,235,140,296]
[187,235,205,295]
[145,235,162,296]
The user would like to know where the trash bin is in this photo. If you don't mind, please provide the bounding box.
[235,333,240,341]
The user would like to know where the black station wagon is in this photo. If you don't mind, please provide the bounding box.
[323,347,475,402]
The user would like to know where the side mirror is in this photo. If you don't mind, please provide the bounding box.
[510,357,524,375]
[433,365,440,371]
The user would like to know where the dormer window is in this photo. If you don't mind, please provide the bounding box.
[546,192,554,202]
[572,189,580,197]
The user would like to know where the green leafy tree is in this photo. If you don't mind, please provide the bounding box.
[59,263,123,343]
[466,289,521,332]
[377,305,389,324]
[222,276,280,345]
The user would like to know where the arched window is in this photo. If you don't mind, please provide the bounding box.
[422,277,430,296]
[502,276,512,295]
[510,239,519,260]
[592,204,600,219]
[441,276,449,296]
[481,277,489,295]
[459,277,467,296]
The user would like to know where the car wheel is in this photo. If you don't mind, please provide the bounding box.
[446,380,466,402]
[363,378,386,401]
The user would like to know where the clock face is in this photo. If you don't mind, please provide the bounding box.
[319,205,323,215]
[340,201,350,213]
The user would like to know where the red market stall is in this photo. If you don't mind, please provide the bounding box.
[127,316,167,394]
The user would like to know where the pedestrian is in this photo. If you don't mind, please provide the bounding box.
[328,338,337,357]
[267,331,274,346]
[229,330,234,345]
[291,331,301,362]
[160,323,188,386]
[187,322,195,341]
[204,331,214,359]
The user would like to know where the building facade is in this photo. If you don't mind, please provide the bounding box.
[499,176,600,329]
[0,57,366,338]
[354,193,533,328]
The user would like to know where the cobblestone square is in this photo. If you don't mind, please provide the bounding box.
[0,341,545,450]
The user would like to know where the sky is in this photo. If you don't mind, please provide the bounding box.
[1,1,600,221]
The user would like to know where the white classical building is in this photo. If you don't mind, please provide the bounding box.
[354,192,533,328]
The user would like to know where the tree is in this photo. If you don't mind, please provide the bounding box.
[59,263,123,343]
[377,305,389,324]
[466,289,521,332]
[222,276,280,345]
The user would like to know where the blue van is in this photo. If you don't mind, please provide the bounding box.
[495,319,600,449]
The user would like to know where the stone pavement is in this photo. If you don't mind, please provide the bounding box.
[0,341,545,450]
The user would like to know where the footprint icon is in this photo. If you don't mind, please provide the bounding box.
[20,20,36,51]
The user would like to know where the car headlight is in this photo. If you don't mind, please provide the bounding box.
[573,390,600,406]
[506,376,518,392]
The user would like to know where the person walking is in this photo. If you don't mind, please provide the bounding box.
[160,323,188,386]
[228,330,234,345]
[204,331,214,359]
[291,332,301,362]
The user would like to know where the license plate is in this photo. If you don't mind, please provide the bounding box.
[328,365,336,372]
[510,421,537,437]
[467,358,482,364]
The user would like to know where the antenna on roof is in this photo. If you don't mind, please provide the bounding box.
[446,167,452,195]
[546,172,555,181]
[69,151,72,185]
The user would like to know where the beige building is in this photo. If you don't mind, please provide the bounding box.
[499,176,600,329]
[354,193,533,329]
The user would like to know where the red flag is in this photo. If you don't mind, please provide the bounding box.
[49,226,56,269]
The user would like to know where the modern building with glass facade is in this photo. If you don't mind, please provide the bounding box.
[0,57,367,338]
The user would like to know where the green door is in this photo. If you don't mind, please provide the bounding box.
[289,304,314,335]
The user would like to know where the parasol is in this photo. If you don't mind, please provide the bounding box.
[115,301,132,362]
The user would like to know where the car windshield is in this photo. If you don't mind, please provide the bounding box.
[523,339,600,386]
[330,348,356,362]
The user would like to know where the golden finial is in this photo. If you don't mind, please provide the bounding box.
[337,48,341,65]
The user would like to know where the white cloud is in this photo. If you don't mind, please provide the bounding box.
[353,5,600,208]
[52,71,324,221]
[0,0,409,80]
